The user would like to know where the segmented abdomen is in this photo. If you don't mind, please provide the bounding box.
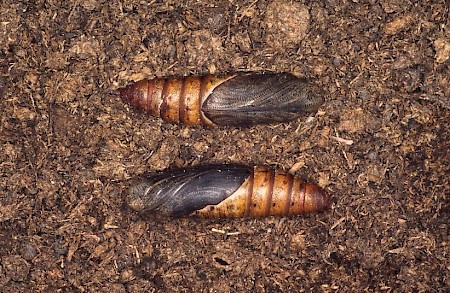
[127,165,331,218]
[118,73,324,127]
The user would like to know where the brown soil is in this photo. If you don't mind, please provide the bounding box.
[1,1,449,292]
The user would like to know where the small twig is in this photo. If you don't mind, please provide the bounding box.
[211,228,241,236]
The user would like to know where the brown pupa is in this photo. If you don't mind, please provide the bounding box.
[118,73,324,127]
[127,165,331,218]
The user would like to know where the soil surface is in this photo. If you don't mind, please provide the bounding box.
[1,1,449,292]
